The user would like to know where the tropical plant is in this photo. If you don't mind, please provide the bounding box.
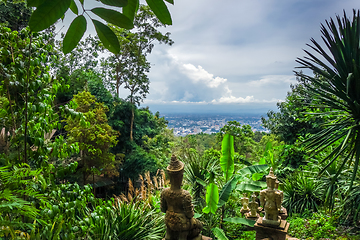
[64,91,119,185]
[282,172,322,215]
[295,10,360,192]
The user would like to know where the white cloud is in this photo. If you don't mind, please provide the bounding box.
[248,75,296,87]
[180,63,227,88]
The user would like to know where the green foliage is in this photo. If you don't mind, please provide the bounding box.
[262,78,323,144]
[0,0,32,31]
[282,171,322,215]
[64,91,119,183]
[0,164,44,232]
[217,121,258,161]
[288,211,359,240]
[221,134,234,182]
[296,10,360,192]
[0,26,78,167]
[203,183,219,214]
[27,0,173,54]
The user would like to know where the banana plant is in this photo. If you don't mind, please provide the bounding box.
[202,133,268,239]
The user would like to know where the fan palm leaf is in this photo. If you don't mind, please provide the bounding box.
[296,10,360,191]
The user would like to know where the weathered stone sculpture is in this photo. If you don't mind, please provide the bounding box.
[259,167,282,226]
[254,168,290,240]
[240,193,250,214]
[161,155,203,240]
[246,193,260,219]
[274,179,288,220]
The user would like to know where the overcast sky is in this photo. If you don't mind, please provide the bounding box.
[60,0,360,114]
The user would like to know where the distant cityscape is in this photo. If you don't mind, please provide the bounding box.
[161,113,268,137]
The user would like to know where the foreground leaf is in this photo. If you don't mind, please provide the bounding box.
[202,183,218,214]
[146,0,172,25]
[223,217,256,227]
[29,0,71,32]
[63,16,86,54]
[123,0,139,22]
[91,8,134,29]
[92,20,120,54]
[212,227,229,240]
[221,134,234,181]
[218,177,238,207]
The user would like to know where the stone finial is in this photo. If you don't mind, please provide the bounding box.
[167,154,184,173]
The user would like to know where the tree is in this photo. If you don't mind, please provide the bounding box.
[64,91,118,185]
[0,26,77,167]
[296,10,360,191]
[25,0,174,54]
[102,5,173,141]
[217,121,258,161]
[262,76,323,144]
[0,0,32,31]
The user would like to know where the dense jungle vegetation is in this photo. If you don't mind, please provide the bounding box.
[1,0,360,239]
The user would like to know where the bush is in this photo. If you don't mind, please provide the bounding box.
[288,211,360,240]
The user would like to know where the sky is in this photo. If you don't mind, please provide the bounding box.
[59,0,360,115]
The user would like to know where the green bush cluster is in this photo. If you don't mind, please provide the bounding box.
[288,212,360,240]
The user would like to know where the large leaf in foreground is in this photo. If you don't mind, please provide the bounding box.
[202,183,218,214]
[221,134,234,181]
[63,16,87,54]
[212,227,228,240]
[91,8,134,29]
[218,177,238,207]
[146,0,172,25]
[92,20,120,54]
[223,217,256,227]
[29,0,71,32]
[123,0,139,22]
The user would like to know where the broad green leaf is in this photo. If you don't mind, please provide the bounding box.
[99,0,128,7]
[238,164,268,176]
[29,0,71,32]
[91,8,134,29]
[164,0,174,4]
[236,181,265,192]
[218,177,238,207]
[221,134,234,182]
[193,213,202,219]
[123,0,139,22]
[69,0,78,15]
[92,19,120,54]
[202,183,218,214]
[63,15,86,54]
[27,0,46,7]
[146,0,172,25]
[223,217,256,227]
[79,0,84,5]
[252,172,264,181]
[212,227,229,240]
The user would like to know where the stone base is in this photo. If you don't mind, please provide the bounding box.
[254,217,289,240]
[279,208,288,220]
[240,208,250,214]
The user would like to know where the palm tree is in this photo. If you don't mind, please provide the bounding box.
[295,10,360,191]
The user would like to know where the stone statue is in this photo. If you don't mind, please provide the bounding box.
[246,193,260,218]
[161,155,203,240]
[240,193,250,214]
[259,167,282,226]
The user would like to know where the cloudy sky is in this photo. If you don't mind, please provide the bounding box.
[59,0,359,114]
[140,0,360,114]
